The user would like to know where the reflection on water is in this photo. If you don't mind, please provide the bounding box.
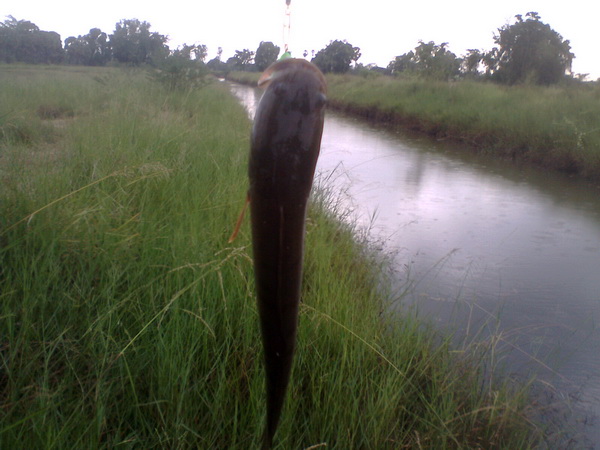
[228,83,262,120]
[231,82,600,447]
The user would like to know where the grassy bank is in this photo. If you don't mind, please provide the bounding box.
[227,71,262,86]
[229,70,600,179]
[1,65,538,447]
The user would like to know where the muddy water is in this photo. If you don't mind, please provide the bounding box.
[230,82,600,446]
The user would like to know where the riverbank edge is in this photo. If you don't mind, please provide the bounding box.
[227,71,600,182]
[325,98,582,175]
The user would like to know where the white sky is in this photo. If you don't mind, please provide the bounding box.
[2,0,598,79]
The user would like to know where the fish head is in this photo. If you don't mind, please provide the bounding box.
[258,58,327,115]
[250,59,327,200]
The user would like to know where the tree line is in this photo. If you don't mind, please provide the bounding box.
[0,12,582,85]
[1,17,177,66]
[385,12,576,85]
[0,16,283,74]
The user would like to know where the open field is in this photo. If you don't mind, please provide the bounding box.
[229,70,600,180]
[1,65,540,447]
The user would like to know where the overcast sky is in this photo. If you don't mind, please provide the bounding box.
[3,1,598,79]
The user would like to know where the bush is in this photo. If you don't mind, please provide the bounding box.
[149,55,209,91]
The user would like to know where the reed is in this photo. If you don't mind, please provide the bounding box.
[0,65,539,448]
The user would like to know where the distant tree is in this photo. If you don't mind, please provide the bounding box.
[461,49,484,77]
[388,41,460,80]
[573,73,589,82]
[151,52,208,91]
[29,31,63,64]
[206,46,226,72]
[254,41,279,71]
[64,35,89,65]
[207,57,227,72]
[192,44,207,62]
[172,43,207,62]
[64,28,110,65]
[235,48,254,65]
[0,16,63,64]
[109,19,168,65]
[87,28,110,65]
[1,15,37,33]
[225,56,239,71]
[351,63,389,77]
[483,12,574,85]
[312,40,361,73]
[0,16,39,63]
[230,48,255,70]
[388,51,416,74]
[367,64,390,75]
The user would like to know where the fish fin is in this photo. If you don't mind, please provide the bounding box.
[258,69,274,88]
[227,193,250,243]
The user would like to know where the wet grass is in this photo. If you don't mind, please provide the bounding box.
[0,65,541,448]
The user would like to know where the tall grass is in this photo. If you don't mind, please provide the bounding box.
[0,65,539,448]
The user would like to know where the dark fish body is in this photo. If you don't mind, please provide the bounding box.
[248,58,326,446]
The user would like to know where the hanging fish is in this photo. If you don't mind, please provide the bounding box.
[249,58,326,447]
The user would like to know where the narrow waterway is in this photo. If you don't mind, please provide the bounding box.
[230,82,600,447]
